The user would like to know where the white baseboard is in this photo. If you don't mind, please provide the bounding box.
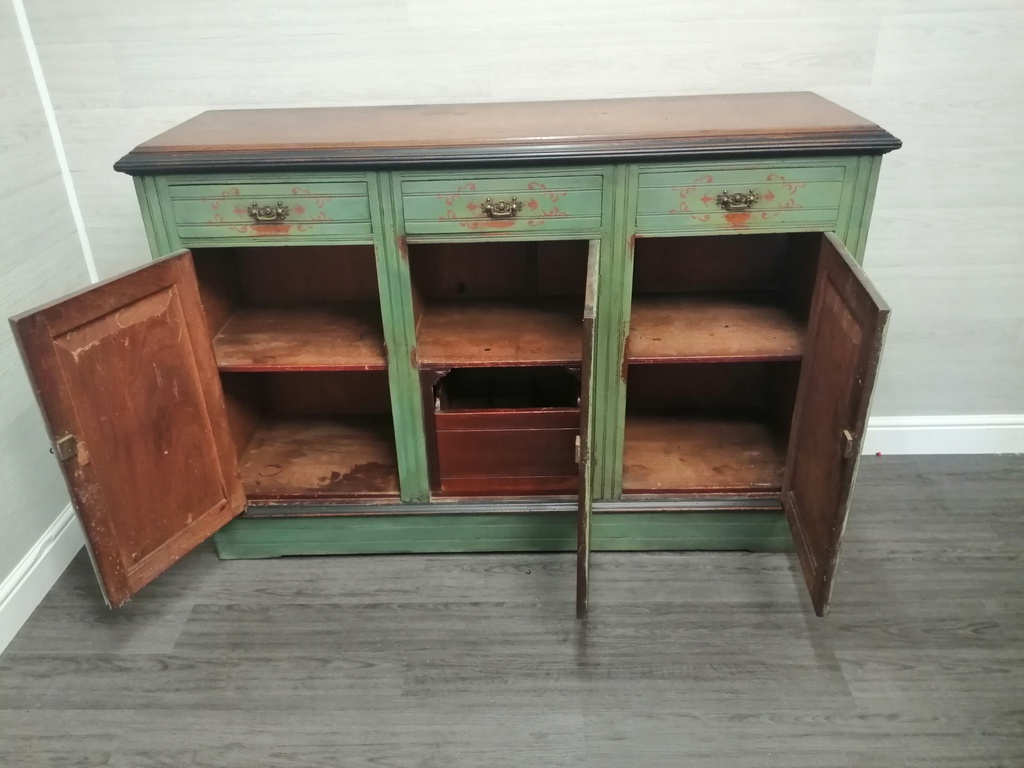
[0,504,84,656]
[864,415,1024,455]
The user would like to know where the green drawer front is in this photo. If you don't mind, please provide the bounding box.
[637,164,846,233]
[168,180,372,241]
[402,174,604,235]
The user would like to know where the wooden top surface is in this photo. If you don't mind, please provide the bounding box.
[115,92,900,174]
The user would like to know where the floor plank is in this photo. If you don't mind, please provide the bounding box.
[2,455,1022,767]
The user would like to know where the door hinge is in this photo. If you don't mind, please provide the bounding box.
[841,429,857,459]
[53,433,78,462]
[575,435,582,465]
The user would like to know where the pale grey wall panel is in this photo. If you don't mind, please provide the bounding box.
[21,0,1024,417]
[0,1,92,587]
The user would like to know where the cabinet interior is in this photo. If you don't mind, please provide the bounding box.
[193,245,385,371]
[193,247,398,502]
[624,233,818,496]
[408,240,590,366]
[436,366,580,411]
[408,240,589,497]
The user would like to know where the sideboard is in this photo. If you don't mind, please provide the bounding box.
[12,92,900,616]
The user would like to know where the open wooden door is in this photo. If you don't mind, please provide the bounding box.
[784,232,889,617]
[11,251,245,608]
[577,240,600,618]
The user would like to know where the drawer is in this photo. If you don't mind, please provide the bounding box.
[165,178,373,242]
[430,366,580,495]
[434,409,580,495]
[636,163,847,234]
[402,173,604,235]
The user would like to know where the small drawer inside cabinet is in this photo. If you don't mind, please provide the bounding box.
[429,367,581,496]
[401,172,604,236]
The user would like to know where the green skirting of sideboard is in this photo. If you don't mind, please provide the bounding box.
[212,511,793,559]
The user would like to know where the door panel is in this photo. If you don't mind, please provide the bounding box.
[783,232,889,616]
[11,251,245,607]
[577,240,600,618]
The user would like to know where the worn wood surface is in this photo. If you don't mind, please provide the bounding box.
[113,92,898,173]
[213,304,387,372]
[417,300,583,366]
[239,417,399,500]
[784,233,890,616]
[622,415,786,495]
[2,455,1021,766]
[10,252,244,607]
[628,295,805,363]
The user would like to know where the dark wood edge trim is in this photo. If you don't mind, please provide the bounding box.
[596,497,783,512]
[114,132,902,175]
[240,495,782,517]
[243,499,579,516]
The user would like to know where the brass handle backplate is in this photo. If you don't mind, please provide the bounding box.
[481,197,523,218]
[247,202,290,222]
[715,190,759,211]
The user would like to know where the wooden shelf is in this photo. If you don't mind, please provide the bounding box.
[239,417,399,500]
[417,299,582,366]
[628,294,804,363]
[213,304,386,372]
[622,413,785,494]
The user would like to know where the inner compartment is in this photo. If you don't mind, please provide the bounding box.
[192,245,385,371]
[622,361,800,495]
[427,366,581,497]
[222,370,399,501]
[437,366,580,410]
[629,233,819,362]
[408,240,590,366]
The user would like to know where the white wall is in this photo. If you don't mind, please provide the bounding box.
[20,0,1024,422]
[0,0,92,652]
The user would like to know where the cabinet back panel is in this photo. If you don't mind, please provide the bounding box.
[632,234,791,294]
[626,362,775,411]
[238,246,379,303]
[409,240,589,300]
[193,245,380,309]
[259,371,392,417]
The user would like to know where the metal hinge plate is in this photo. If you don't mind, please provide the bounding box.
[841,429,857,459]
[53,434,78,462]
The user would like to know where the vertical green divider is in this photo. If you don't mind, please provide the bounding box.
[371,171,431,502]
[152,177,184,254]
[831,157,858,248]
[607,165,639,499]
[136,176,178,258]
[591,164,636,500]
[135,177,163,258]
[845,155,883,264]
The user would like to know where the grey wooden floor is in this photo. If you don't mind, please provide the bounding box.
[2,455,1022,767]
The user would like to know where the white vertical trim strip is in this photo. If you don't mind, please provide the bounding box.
[12,0,99,284]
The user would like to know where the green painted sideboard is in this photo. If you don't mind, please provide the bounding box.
[13,92,900,615]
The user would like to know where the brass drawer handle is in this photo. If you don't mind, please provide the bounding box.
[715,190,759,211]
[481,197,523,218]
[247,202,290,222]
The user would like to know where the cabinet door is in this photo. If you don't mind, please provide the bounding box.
[11,251,245,608]
[577,240,600,618]
[783,232,889,616]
